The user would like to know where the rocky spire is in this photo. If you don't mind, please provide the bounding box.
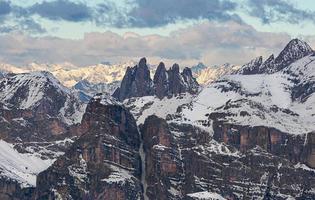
[114,58,200,101]
[113,57,154,101]
[167,63,183,95]
[181,67,199,94]
[153,62,168,99]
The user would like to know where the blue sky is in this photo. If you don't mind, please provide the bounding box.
[0,0,315,66]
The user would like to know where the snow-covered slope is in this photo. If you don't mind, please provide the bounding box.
[195,63,240,85]
[124,93,194,125]
[179,44,315,135]
[0,140,54,187]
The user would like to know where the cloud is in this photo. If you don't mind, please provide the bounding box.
[96,0,241,28]
[0,1,46,34]
[29,0,92,22]
[125,0,240,27]
[247,0,315,24]
[0,0,314,33]
[0,1,11,16]
[0,21,295,68]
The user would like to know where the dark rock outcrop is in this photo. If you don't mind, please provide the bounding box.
[153,63,199,99]
[0,179,34,200]
[0,72,85,200]
[113,58,154,101]
[153,62,169,99]
[35,96,142,200]
[140,115,315,199]
[113,58,199,101]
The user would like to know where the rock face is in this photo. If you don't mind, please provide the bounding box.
[113,58,153,101]
[113,58,199,101]
[211,121,315,167]
[275,38,313,70]
[141,116,184,199]
[35,95,143,200]
[141,115,315,199]
[154,63,199,99]
[153,62,169,99]
[237,56,263,75]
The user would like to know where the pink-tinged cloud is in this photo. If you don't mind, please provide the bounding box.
[0,21,302,68]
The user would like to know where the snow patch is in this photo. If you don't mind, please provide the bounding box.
[187,191,226,200]
[0,140,54,188]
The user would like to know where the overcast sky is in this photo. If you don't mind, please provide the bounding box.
[1,0,315,67]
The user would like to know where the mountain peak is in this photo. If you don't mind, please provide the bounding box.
[191,62,207,74]
[287,38,312,50]
[171,63,180,73]
[139,57,147,68]
[237,56,263,75]
[0,71,70,109]
[238,39,314,75]
[113,58,153,101]
[275,38,313,68]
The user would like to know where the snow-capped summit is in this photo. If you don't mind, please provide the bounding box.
[275,38,313,69]
[0,71,69,109]
[0,72,69,109]
[52,61,136,87]
[73,79,120,102]
[92,92,122,106]
[196,63,240,85]
[179,42,315,135]
[238,39,314,75]
[191,62,207,74]
[0,71,85,142]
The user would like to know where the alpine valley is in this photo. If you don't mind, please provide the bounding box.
[0,39,314,200]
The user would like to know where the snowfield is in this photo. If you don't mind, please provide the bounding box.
[124,93,194,124]
[0,140,54,187]
[181,55,315,135]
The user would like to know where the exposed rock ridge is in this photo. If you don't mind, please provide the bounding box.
[239,39,314,75]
